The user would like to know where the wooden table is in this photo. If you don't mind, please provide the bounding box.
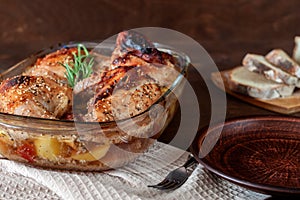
[1,0,300,146]
[1,1,300,199]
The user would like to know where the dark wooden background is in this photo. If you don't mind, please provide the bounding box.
[1,0,300,146]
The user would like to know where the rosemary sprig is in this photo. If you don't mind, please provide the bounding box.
[61,44,94,88]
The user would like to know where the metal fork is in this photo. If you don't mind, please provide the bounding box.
[148,154,198,190]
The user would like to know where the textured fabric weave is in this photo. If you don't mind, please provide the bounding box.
[0,142,269,200]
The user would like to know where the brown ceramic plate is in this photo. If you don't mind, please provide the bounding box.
[190,116,300,196]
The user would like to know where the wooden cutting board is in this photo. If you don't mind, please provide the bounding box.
[211,70,300,114]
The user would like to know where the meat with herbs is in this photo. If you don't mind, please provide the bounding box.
[0,30,180,122]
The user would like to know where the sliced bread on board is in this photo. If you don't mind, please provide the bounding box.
[266,49,300,78]
[293,36,300,64]
[242,53,300,87]
[225,66,295,99]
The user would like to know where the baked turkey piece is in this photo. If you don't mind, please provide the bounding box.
[24,47,78,84]
[0,30,180,122]
[77,30,181,122]
[0,75,72,119]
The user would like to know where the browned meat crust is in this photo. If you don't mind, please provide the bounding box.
[1,31,179,122]
[24,47,78,84]
[0,75,72,119]
[82,30,178,122]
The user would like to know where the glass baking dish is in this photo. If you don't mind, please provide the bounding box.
[0,42,189,171]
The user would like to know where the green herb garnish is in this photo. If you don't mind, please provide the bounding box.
[61,44,94,88]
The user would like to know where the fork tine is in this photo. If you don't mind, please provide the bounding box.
[148,179,170,188]
[161,181,179,190]
[156,179,169,186]
[150,180,174,189]
[160,179,185,190]
[148,155,198,190]
[148,179,170,189]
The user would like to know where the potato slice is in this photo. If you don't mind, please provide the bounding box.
[0,130,13,145]
[71,143,110,161]
[34,136,62,161]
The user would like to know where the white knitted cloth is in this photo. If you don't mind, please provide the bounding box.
[0,142,269,200]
